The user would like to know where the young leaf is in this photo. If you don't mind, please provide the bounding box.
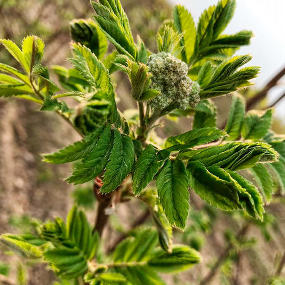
[0,63,30,85]
[43,127,104,164]
[270,160,285,194]
[148,245,200,273]
[101,129,135,193]
[0,83,33,97]
[251,164,274,202]
[156,159,190,229]
[173,5,196,63]
[199,55,259,98]
[188,161,264,219]
[91,0,136,59]
[70,43,111,92]
[193,99,217,129]
[225,94,245,140]
[197,62,215,88]
[43,207,98,279]
[133,145,162,195]
[71,44,120,124]
[181,142,278,170]
[193,0,236,63]
[157,24,182,57]
[1,234,43,259]
[228,170,264,220]
[85,272,126,284]
[22,36,45,72]
[0,39,29,73]
[165,127,225,149]
[67,126,113,184]
[70,19,108,59]
[241,109,272,141]
[113,228,158,263]
[188,161,241,211]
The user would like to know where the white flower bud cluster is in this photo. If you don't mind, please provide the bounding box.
[147,52,200,110]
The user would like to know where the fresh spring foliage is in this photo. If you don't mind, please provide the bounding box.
[0,0,284,284]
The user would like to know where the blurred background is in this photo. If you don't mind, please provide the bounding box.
[0,0,284,284]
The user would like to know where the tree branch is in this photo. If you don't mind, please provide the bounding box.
[267,92,285,109]
[200,223,250,285]
[275,252,285,277]
[246,66,285,110]
[93,177,112,236]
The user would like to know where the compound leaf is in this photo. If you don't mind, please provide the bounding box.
[165,127,225,149]
[133,145,162,195]
[173,5,196,63]
[251,164,274,202]
[241,109,272,140]
[193,99,217,129]
[225,94,245,140]
[156,160,189,229]
[148,245,200,273]
[101,129,135,193]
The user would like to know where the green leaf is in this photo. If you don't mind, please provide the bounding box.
[44,126,134,188]
[1,234,43,259]
[0,39,29,73]
[193,99,217,129]
[225,94,245,140]
[71,43,112,92]
[270,160,285,194]
[251,164,274,202]
[71,44,119,123]
[22,36,45,72]
[43,128,103,164]
[85,272,126,284]
[0,63,30,85]
[101,129,135,193]
[173,5,196,63]
[157,23,182,57]
[197,30,253,61]
[188,161,241,211]
[197,62,215,88]
[67,126,113,184]
[70,19,108,59]
[199,55,259,98]
[0,83,33,97]
[0,262,9,277]
[156,160,189,229]
[133,145,162,195]
[113,228,158,263]
[148,245,200,273]
[152,205,173,253]
[241,109,272,140]
[111,228,165,285]
[44,247,88,279]
[0,73,24,84]
[181,142,278,170]
[42,207,98,279]
[114,266,165,285]
[91,0,136,59]
[228,170,264,220]
[193,0,236,63]
[188,161,264,219]
[165,127,225,149]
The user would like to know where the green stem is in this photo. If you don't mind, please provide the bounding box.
[137,102,147,144]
